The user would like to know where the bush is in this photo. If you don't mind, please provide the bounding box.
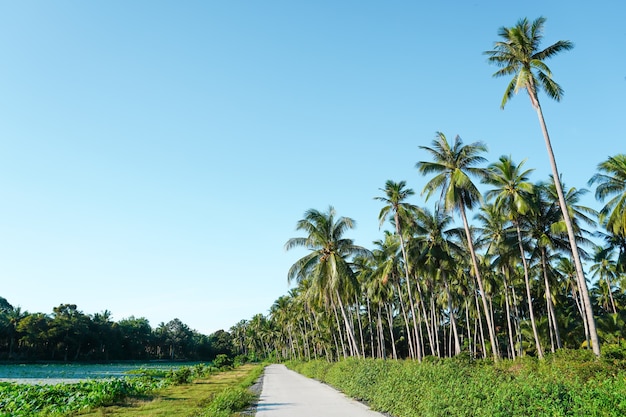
[233,354,248,367]
[213,354,234,369]
[202,386,254,417]
[167,367,193,384]
[0,377,165,416]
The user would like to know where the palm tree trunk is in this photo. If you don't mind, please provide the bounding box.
[417,283,436,356]
[474,289,487,359]
[386,303,398,359]
[460,204,499,360]
[465,300,473,356]
[511,284,523,357]
[431,297,440,357]
[541,248,562,349]
[532,97,600,356]
[488,295,499,354]
[366,297,375,358]
[354,295,366,357]
[443,271,461,355]
[571,282,590,348]
[605,277,617,314]
[396,282,415,359]
[375,305,385,358]
[336,289,361,358]
[515,222,544,358]
[395,213,423,361]
[501,270,516,360]
[331,301,347,358]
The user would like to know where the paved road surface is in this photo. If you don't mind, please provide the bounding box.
[255,364,386,417]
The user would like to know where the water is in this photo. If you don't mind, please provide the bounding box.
[0,362,201,383]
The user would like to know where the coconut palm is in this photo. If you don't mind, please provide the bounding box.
[285,206,370,358]
[589,154,626,270]
[484,156,543,358]
[475,203,522,358]
[375,180,423,360]
[589,245,619,314]
[367,236,402,359]
[485,17,599,356]
[543,178,598,247]
[415,206,462,355]
[416,132,499,360]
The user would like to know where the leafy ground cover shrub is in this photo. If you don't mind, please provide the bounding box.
[287,353,626,417]
[213,353,234,369]
[201,386,255,417]
[167,367,193,384]
[0,377,165,417]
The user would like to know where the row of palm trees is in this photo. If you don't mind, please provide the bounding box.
[230,17,625,361]
[233,150,625,361]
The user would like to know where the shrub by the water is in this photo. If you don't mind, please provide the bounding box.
[0,377,165,417]
[213,353,234,369]
[0,362,262,416]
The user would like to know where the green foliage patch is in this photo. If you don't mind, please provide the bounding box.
[287,352,626,417]
[200,363,263,417]
[0,377,165,417]
[201,386,255,417]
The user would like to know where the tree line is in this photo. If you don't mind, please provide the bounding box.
[230,17,626,362]
[0,298,234,362]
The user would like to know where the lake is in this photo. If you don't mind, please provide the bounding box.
[0,362,202,384]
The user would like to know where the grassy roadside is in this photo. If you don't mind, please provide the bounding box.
[286,350,626,417]
[72,364,263,417]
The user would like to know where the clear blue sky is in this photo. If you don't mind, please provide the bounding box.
[0,1,624,335]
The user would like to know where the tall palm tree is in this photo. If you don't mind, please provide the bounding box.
[416,132,499,360]
[485,17,600,356]
[485,156,543,358]
[285,206,370,358]
[375,180,423,360]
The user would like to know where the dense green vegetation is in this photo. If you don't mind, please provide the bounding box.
[231,17,626,364]
[287,348,626,417]
[0,300,235,361]
[1,367,171,416]
[0,362,262,416]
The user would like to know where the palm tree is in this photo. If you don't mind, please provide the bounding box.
[371,232,416,359]
[416,132,499,360]
[285,206,370,358]
[415,206,462,355]
[589,154,626,270]
[589,245,619,314]
[366,237,401,359]
[375,180,423,360]
[485,156,543,358]
[485,17,600,356]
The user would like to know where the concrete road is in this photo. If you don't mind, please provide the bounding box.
[255,364,387,417]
